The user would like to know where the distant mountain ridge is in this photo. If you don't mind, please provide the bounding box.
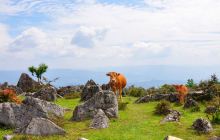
[0,65,220,88]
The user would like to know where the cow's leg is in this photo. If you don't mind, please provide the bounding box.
[119,88,123,101]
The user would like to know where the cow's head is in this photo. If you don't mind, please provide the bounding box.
[106,72,120,84]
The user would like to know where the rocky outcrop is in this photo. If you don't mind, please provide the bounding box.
[135,93,178,103]
[33,86,57,101]
[80,79,102,101]
[192,118,213,133]
[72,90,118,121]
[57,85,84,96]
[161,110,181,123]
[90,109,109,129]
[135,92,215,104]
[17,73,40,92]
[184,98,199,109]
[0,97,64,135]
[20,117,65,136]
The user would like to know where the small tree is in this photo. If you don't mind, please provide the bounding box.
[211,74,219,84]
[28,63,48,84]
[186,79,196,88]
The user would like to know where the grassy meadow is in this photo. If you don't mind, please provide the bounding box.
[0,97,220,140]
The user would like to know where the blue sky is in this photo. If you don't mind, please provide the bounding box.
[0,0,220,70]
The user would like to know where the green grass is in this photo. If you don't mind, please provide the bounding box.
[1,97,220,140]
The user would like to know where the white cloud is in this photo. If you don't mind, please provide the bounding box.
[1,0,220,70]
[0,23,11,49]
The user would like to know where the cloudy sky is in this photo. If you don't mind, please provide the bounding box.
[1,0,220,70]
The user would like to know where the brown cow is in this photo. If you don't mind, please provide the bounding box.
[106,72,127,101]
[173,84,188,104]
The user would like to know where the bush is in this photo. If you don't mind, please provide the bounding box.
[118,102,129,110]
[63,92,80,99]
[158,84,176,94]
[190,106,201,112]
[154,100,171,115]
[205,96,220,124]
[126,86,147,97]
[0,88,21,104]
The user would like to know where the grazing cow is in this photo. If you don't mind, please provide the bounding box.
[173,84,188,104]
[106,72,127,101]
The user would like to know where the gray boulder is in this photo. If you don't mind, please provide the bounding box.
[57,85,84,96]
[161,110,181,123]
[0,96,64,133]
[21,117,65,136]
[17,73,40,92]
[72,90,118,121]
[81,79,102,101]
[184,98,199,109]
[33,86,57,101]
[90,109,109,129]
[3,135,14,140]
[192,118,213,133]
[164,136,183,140]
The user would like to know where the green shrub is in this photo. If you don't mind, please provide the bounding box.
[190,106,201,112]
[154,100,171,115]
[158,84,176,94]
[118,102,129,110]
[63,92,80,99]
[205,96,220,124]
[126,86,146,97]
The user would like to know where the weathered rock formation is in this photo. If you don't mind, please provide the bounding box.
[90,109,109,129]
[80,79,102,102]
[72,90,118,121]
[192,118,213,133]
[32,86,57,101]
[17,73,40,92]
[0,97,65,135]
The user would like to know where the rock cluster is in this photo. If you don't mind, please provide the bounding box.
[72,90,118,129]
[0,97,65,135]
[135,92,214,104]
[72,90,118,121]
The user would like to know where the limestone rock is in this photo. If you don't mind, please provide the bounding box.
[161,110,181,123]
[164,136,183,140]
[192,118,213,133]
[33,86,57,101]
[3,135,14,140]
[80,79,102,101]
[90,109,109,129]
[17,73,40,92]
[21,117,65,136]
[0,97,64,131]
[72,90,118,121]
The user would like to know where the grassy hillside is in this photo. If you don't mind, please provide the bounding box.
[1,97,220,140]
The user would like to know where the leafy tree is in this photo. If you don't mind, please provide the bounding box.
[211,74,219,84]
[28,63,48,84]
[186,79,196,88]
